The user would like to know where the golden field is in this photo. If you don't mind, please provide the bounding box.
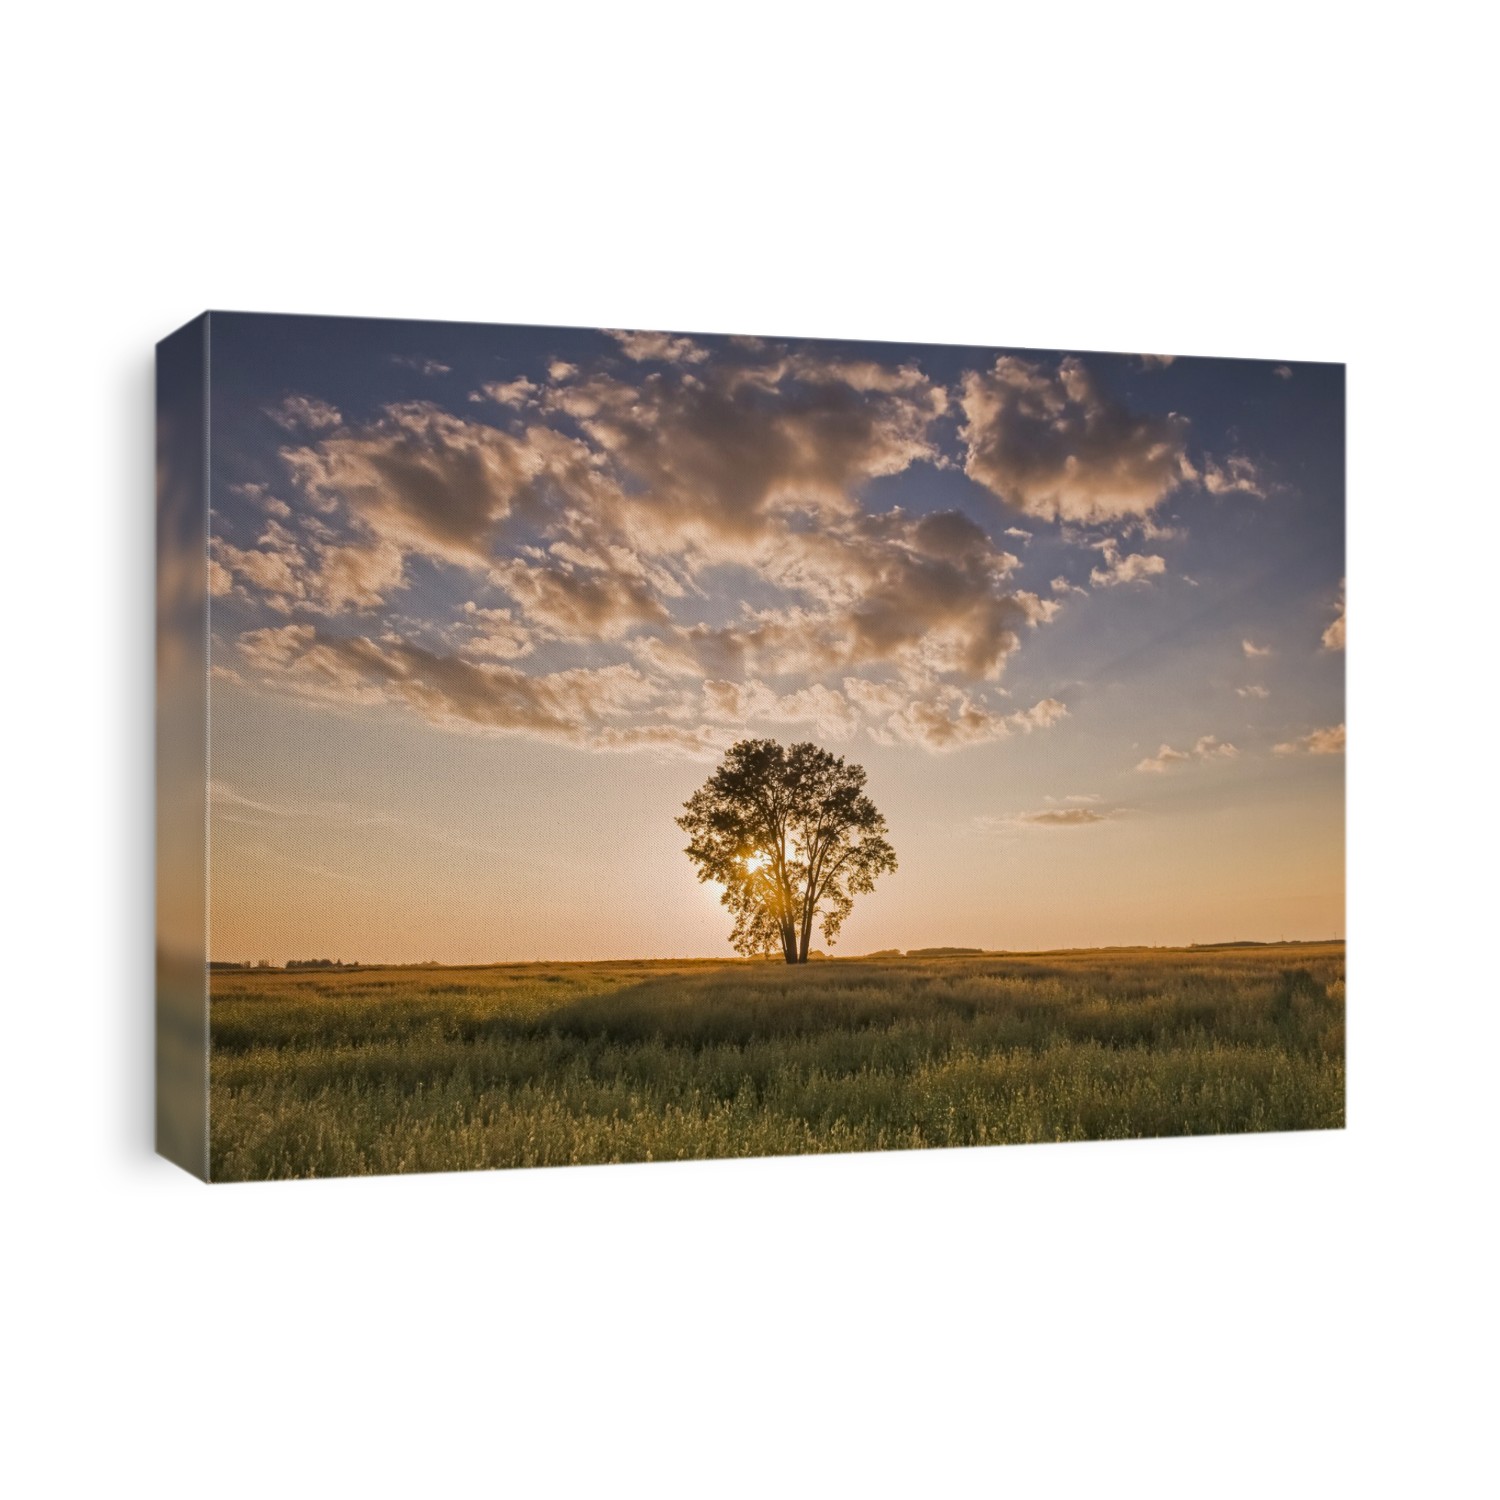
[209,942,1344,1180]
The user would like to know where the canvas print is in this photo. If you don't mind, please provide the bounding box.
[156,313,1345,1181]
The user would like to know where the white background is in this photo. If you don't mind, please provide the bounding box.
[4,3,1494,1495]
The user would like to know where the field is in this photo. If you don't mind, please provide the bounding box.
[208,943,1344,1180]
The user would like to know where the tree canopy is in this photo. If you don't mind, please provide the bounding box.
[677,739,897,964]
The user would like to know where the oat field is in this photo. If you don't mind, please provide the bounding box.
[208,942,1344,1181]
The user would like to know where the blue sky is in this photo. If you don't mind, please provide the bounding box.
[203,314,1344,961]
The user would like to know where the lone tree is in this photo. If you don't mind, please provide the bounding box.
[678,739,897,965]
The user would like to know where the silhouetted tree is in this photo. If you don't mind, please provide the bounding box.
[678,739,897,964]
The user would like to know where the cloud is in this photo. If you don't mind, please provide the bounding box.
[309,537,406,612]
[281,403,608,567]
[1274,365,1294,380]
[1322,581,1346,650]
[210,518,405,615]
[628,504,1049,687]
[1003,526,1032,541]
[1199,453,1265,497]
[1009,697,1069,732]
[231,481,292,519]
[605,329,710,364]
[491,555,672,640]
[1137,735,1237,772]
[1018,806,1112,826]
[1274,724,1345,756]
[1051,575,1087,596]
[236,622,721,756]
[1243,639,1272,658]
[239,345,1077,754]
[542,357,944,553]
[232,614,1065,761]
[959,355,1193,522]
[459,602,534,661]
[977,794,1124,831]
[1131,515,1183,542]
[855,687,1067,752]
[701,678,857,737]
[1089,538,1167,588]
[269,395,342,431]
[392,356,452,377]
[473,377,539,407]
[1136,744,1191,773]
[1236,684,1270,699]
[1193,734,1239,760]
[275,350,956,644]
[1138,354,1176,369]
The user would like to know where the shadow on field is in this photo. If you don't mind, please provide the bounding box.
[539,963,989,1046]
[529,958,1342,1055]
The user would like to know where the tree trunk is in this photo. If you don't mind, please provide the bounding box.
[781,922,798,964]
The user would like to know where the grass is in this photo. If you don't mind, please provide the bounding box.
[208,943,1345,1181]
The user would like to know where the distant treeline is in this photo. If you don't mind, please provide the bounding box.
[850,947,986,959]
[210,959,359,971]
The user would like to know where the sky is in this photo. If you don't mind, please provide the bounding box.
[202,313,1344,963]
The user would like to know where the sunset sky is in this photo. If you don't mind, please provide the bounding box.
[203,314,1344,962]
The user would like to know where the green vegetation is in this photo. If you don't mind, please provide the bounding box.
[209,943,1344,1181]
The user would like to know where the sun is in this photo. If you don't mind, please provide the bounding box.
[743,851,769,874]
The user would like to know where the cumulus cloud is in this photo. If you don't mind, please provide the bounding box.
[269,395,342,431]
[1236,684,1270,699]
[473,377,539,407]
[1199,453,1265,497]
[854,686,1067,752]
[1137,735,1237,772]
[1193,735,1239,760]
[237,622,720,755]
[234,343,1080,757]
[1089,538,1167,588]
[1274,724,1345,755]
[491,555,672,640]
[233,607,1070,760]
[542,357,943,554]
[701,678,857,737]
[1274,365,1294,380]
[459,602,534,661]
[606,329,710,364]
[1136,744,1192,773]
[211,519,405,615]
[281,403,607,567]
[1243,639,1272,658]
[1322,581,1346,650]
[959,354,1193,522]
[1138,354,1176,369]
[1009,697,1069,732]
[624,503,1048,688]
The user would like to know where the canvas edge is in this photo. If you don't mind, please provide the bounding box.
[155,313,211,1180]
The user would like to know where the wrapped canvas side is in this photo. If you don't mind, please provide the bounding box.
[156,315,210,1180]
